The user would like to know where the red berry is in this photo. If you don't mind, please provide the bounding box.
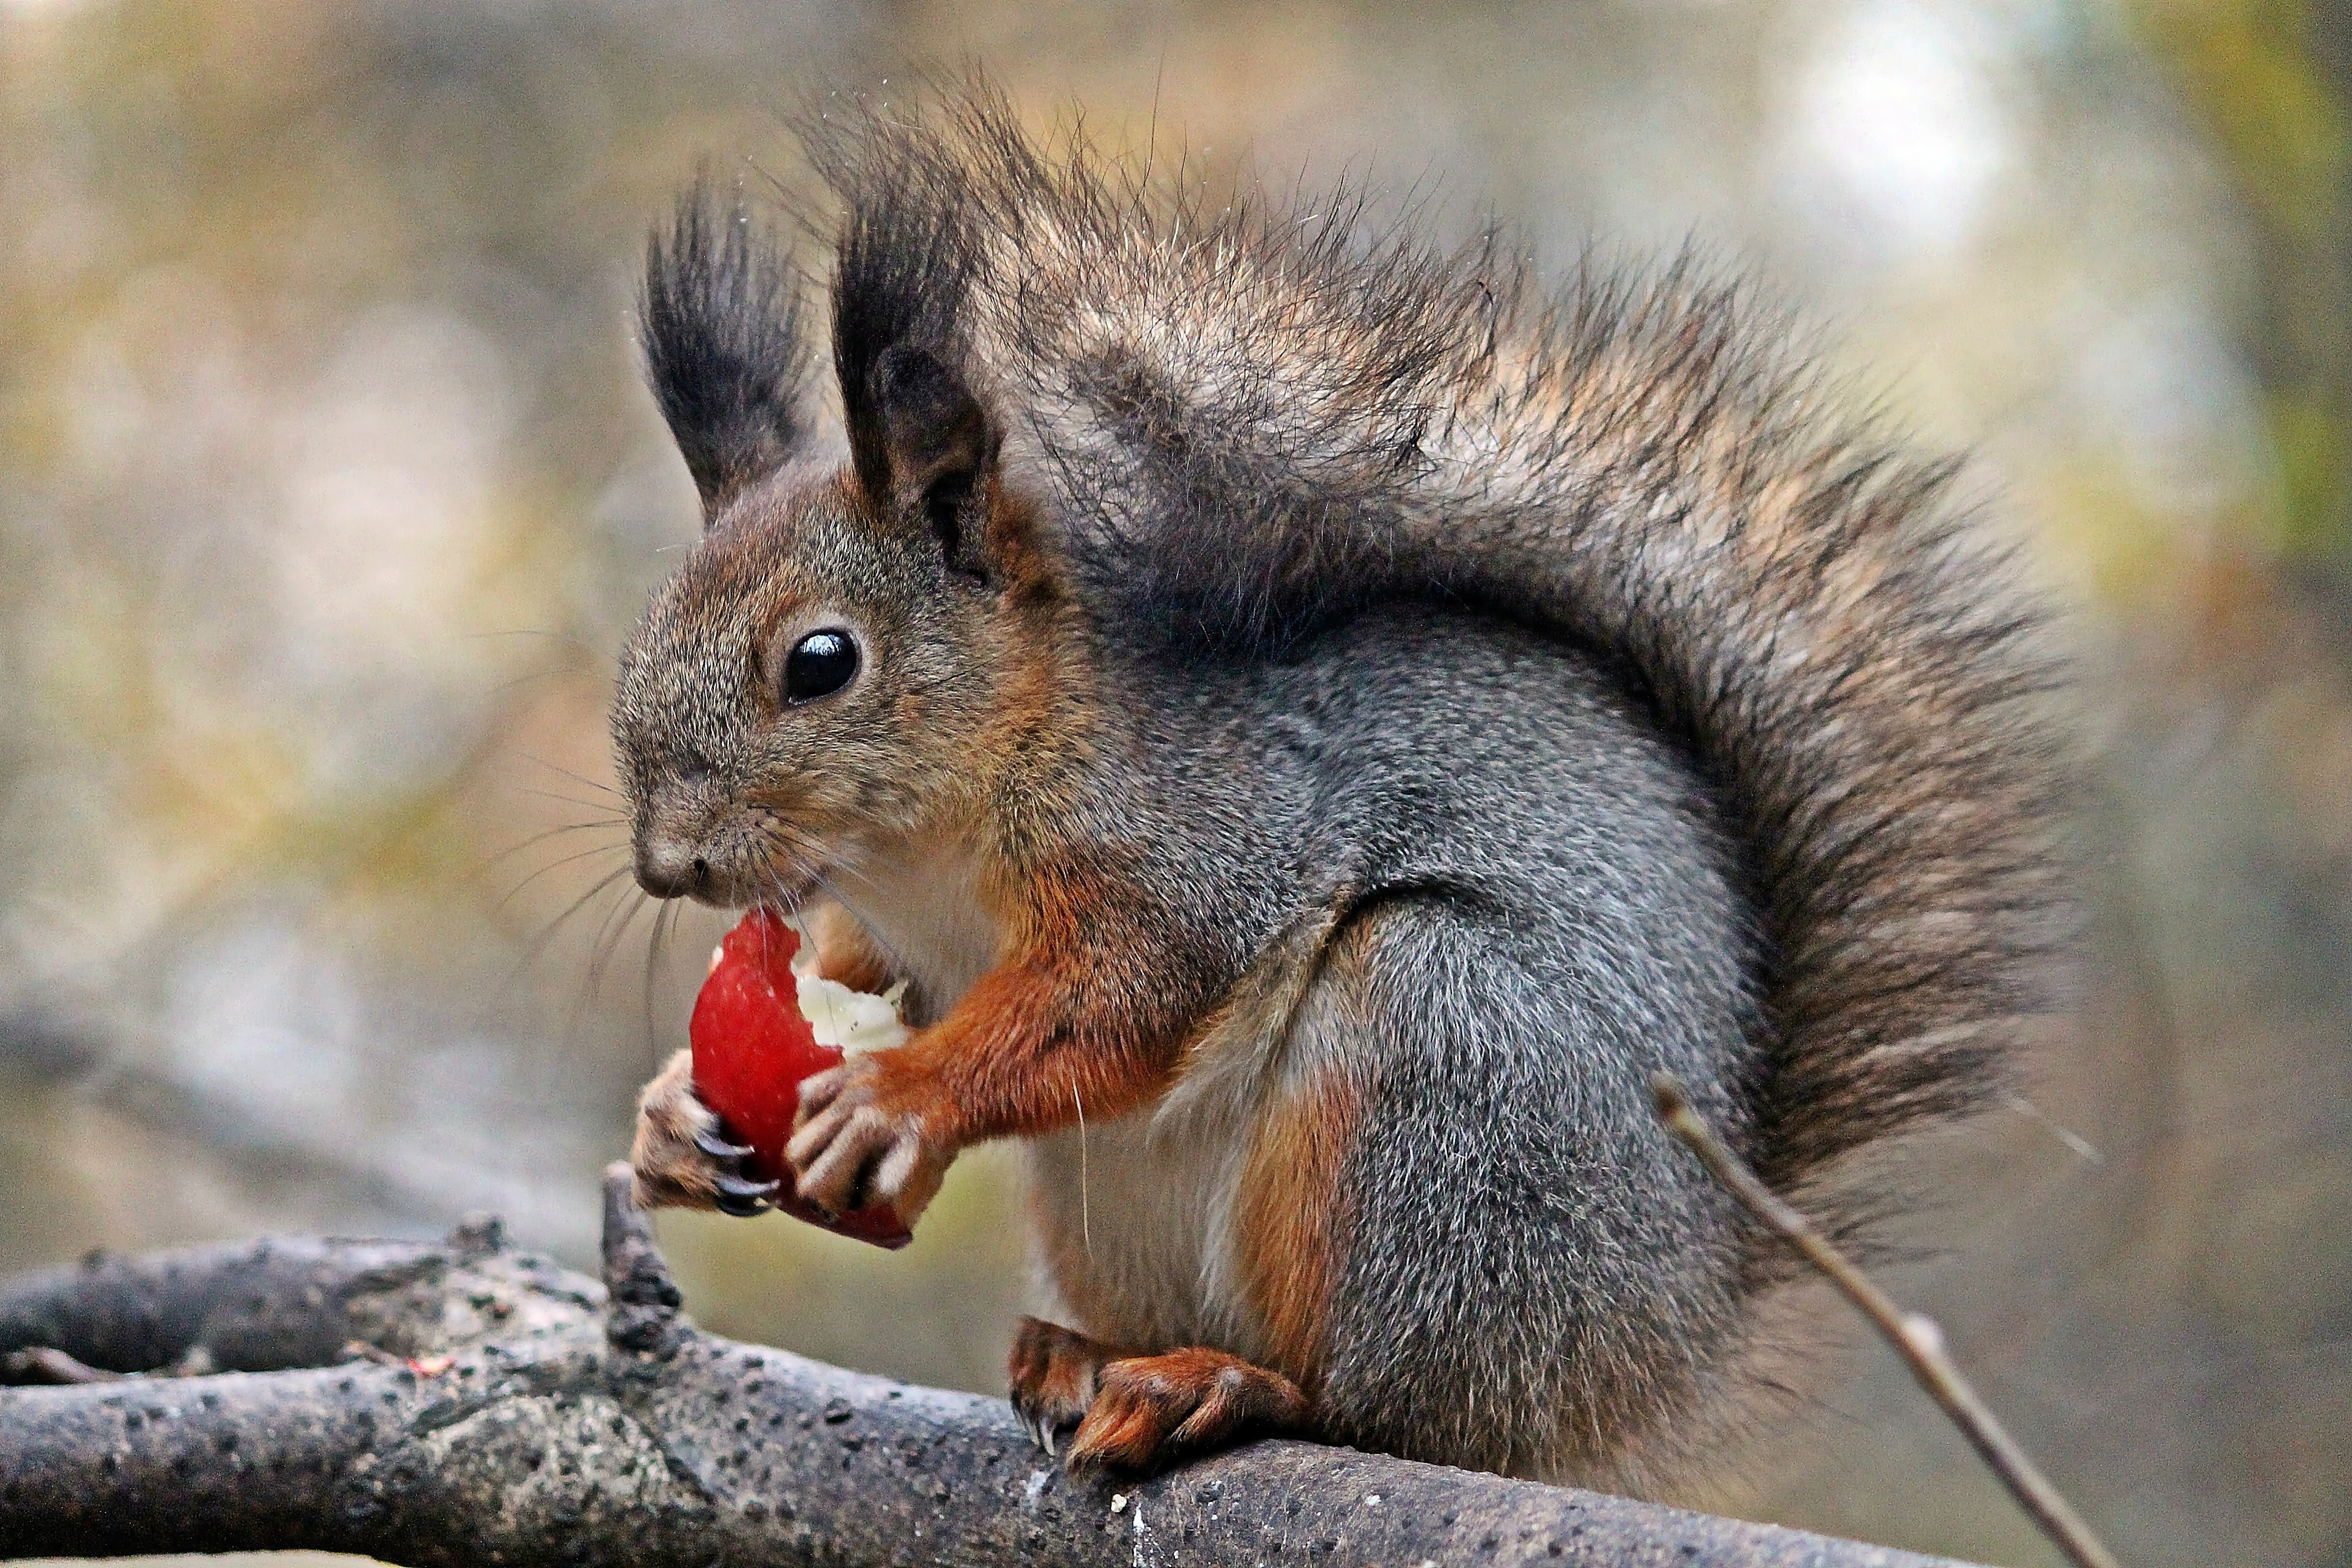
[689,907,912,1248]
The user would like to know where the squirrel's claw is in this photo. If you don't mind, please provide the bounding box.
[1012,1407,1060,1456]
[699,1116,775,1216]
[694,1127,754,1161]
[1008,1316,1113,1460]
[1063,1349,1310,1474]
[1030,1410,1066,1457]
[711,1172,779,1217]
[631,1047,777,1216]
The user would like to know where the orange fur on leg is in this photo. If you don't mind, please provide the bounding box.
[858,942,1185,1146]
[1064,1347,1310,1473]
[787,901,1200,1217]
[1234,1065,1360,1391]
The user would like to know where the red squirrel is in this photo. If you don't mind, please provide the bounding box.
[617,83,2064,1493]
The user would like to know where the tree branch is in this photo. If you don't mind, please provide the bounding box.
[1,1163,1984,1568]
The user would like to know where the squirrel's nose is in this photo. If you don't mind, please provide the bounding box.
[635,836,710,901]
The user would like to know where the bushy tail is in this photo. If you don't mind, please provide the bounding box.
[809,81,2067,1210]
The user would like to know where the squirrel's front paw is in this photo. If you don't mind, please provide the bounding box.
[785,1051,952,1224]
[630,1047,780,1216]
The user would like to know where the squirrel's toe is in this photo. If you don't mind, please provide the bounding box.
[1009,1316,1119,1451]
[1063,1348,1309,1474]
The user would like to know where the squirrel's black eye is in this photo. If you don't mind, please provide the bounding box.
[783,629,859,704]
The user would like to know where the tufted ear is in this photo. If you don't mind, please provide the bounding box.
[639,186,812,522]
[843,341,1001,582]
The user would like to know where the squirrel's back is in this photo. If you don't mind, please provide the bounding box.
[809,83,2066,1222]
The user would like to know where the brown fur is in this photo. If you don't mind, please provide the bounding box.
[1234,1065,1360,1393]
[1065,1345,1310,1472]
[1008,1315,1124,1443]
[805,902,895,994]
[630,1048,726,1211]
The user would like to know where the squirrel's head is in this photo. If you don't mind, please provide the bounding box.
[610,192,1065,909]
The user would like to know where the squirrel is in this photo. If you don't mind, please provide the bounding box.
[617,83,2064,1492]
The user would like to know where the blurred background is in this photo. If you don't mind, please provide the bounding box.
[1,1,2346,1564]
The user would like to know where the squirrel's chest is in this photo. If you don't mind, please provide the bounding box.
[842,837,1002,1024]
[1022,1095,1263,1357]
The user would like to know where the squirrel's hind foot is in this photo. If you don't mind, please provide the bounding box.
[1009,1316,1120,1455]
[1010,1320,1310,1474]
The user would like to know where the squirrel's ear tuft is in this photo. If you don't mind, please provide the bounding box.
[640,184,812,522]
[845,342,1000,581]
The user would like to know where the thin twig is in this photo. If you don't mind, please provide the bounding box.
[1648,1072,2123,1568]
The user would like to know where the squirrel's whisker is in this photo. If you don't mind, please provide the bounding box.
[518,787,630,819]
[478,820,630,875]
[641,896,684,1057]
[492,841,633,913]
[515,864,635,970]
[807,869,917,985]
[585,877,658,1001]
[516,752,627,798]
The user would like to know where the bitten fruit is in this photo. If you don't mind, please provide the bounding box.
[689,907,914,1247]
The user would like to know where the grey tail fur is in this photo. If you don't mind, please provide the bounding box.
[803,78,2067,1218]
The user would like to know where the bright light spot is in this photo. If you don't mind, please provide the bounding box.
[1783,0,2021,258]
[264,306,525,791]
[273,307,514,687]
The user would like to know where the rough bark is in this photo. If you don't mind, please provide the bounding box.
[0,1167,1978,1568]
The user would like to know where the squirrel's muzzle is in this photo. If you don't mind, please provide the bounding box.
[635,834,711,901]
